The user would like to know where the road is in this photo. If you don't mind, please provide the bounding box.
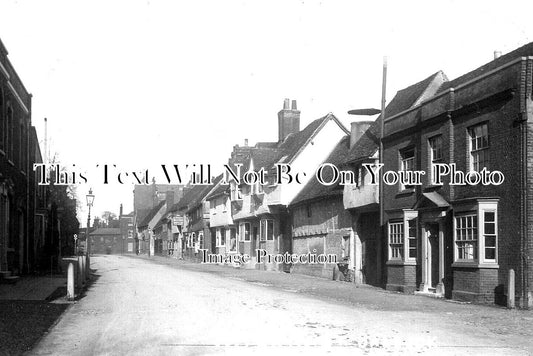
[30,255,532,355]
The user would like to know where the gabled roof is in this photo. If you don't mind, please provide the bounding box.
[273,113,349,167]
[291,136,350,205]
[438,42,533,93]
[343,71,446,165]
[205,179,229,201]
[89,228,121,236]
[178,175,222,212]
[138,200,166,229]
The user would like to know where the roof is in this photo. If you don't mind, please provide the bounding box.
[205,180,229,201]
[272,113,348,167]
[178,175,222,212]
[343,71,446,165]
[291,136,350,205]
[438,42,533,93]
[89,228,121,236]
[137,200,166,228]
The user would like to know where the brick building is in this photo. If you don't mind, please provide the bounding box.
[381,43,533,306]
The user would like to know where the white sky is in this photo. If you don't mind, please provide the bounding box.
[0,0,532,225]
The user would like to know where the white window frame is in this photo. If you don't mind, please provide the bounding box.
[388,221,404,260]
[429,135,443,185]
[260,219,274,241]
[240,222,251,241]
[453,200,498,265]
[468,123,489,172]
[216,228,226,247]
[400,148,415,191]
[388,210,417,263]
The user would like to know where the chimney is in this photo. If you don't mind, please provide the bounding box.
[120,204,123,217]
[350,121,373,149]
[165,190,175,209]
[494,50,502,59]
[244,138,248,147]
[278,98,300,142]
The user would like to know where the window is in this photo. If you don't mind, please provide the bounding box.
[400,148,415,190]
[198,232,204,249]
[408,219,417,259]
[241,223,250,241]
[260,219,274,241]
[429,135,443,184]
[469,123,489,172]
[455,215,477,261]
[388,211,417,262]
[484,211,497,261]
[306,205,312,218]
[230,182,242,200]
[127,230,133,238]
[216,228,226,247]
[453,200,498,264]
[341,236,350,259]
[389,222,403,260]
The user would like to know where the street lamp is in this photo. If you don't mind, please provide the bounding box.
[86,188,95,275]
[348,56,388,287]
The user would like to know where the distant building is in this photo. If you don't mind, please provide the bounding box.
[89,228,122,255]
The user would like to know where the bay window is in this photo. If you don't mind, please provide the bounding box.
[453,199,498,265]
[388,210,417,263]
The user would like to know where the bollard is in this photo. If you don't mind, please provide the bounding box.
[67,263,75,301]
[77,256,84,288]
[508,269,515,309]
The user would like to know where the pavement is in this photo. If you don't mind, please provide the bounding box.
[0,275,66,301]
[27,254,533,355]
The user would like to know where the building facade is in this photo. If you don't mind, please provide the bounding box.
[382,44,533,306]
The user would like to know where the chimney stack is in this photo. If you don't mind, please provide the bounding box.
[244,138,248,147]
[350,121,373,149]
[120,204,123,217]
[278,98,300,142]
[494,50,502,60]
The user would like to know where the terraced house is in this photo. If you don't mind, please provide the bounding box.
[381,43,533,306]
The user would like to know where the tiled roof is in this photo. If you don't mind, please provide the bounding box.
[178,175,222,212]
[343,71,445,165]
[89,228,121,236]
[438,42,533,93]
[138,200,165,228]
[291,136,350,205]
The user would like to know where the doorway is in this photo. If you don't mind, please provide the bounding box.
[426,223,439,289]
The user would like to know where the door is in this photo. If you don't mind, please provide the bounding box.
[426,223,439,288]
[252,226,258,257]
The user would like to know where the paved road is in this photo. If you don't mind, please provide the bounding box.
[31,255,531,355]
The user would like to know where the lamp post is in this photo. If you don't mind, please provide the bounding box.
[348,56,388,286]
[86,188,95,276]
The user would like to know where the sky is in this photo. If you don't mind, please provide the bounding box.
[0,0,532,225]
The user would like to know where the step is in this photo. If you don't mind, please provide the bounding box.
[0,276,19,284]
[0,270,12,278]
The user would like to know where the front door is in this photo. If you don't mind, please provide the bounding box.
[426,223,439,289]
[252,226,258,257]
